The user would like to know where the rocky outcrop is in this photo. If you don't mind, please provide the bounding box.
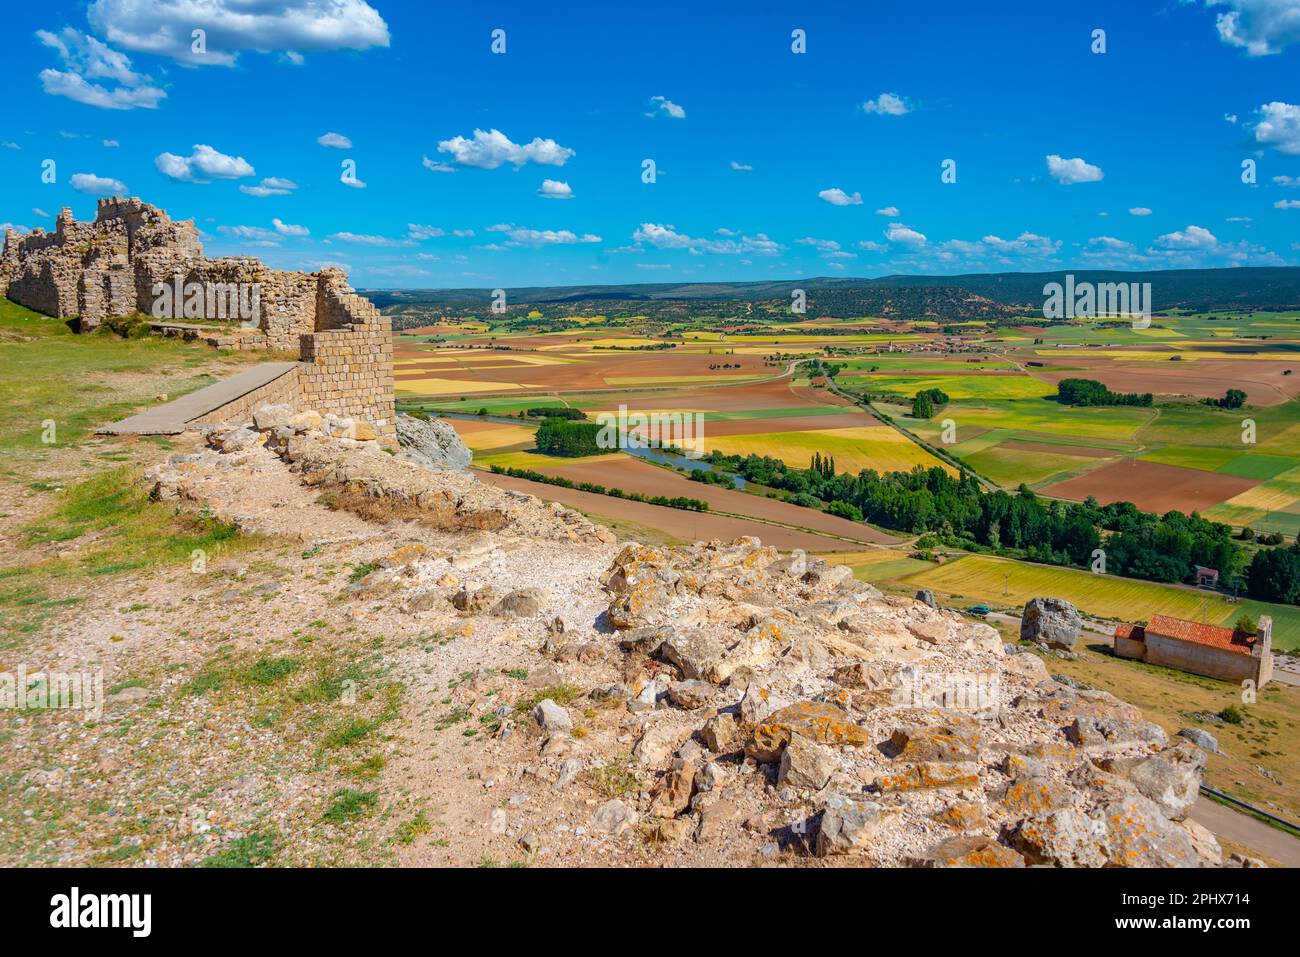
[396,414,472,471]
[1021,597,1083,650]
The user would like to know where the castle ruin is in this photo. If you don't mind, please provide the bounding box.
[0,197,394,443]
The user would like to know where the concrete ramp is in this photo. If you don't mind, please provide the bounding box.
[100,361,300,435]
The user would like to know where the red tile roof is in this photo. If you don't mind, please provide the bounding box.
[1114,623,1145,641]
[1147,615,1255,655]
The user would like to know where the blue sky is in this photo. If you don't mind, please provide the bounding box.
[2,0,1299,288]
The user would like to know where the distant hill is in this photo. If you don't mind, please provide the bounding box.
[362,266,1300,317]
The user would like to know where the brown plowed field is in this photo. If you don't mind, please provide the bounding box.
[1030,358,1300,406]
[526,456,897,544]
[1041,459,1259,513]
[479,471,870,552]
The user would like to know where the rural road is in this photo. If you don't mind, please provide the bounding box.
[1188,797,1300,867]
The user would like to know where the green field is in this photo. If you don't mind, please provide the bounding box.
[899,554,1300,648]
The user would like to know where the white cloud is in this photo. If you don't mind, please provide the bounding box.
[1210,0,1300,56]
[979,232,1061,257]
[819,188,863,206]
[327,232,412,246]
[1129,207,1153,216]
[885,222,927,245]
[1276,199,1300,209]
[37,28,165,110]
[1046,154,1104,184]
[857,240,888,252]
[1225,112,1239,123]
[421,155,454,173]
[87,0,390,66]
[1227,216,1254,222]
[156,144,254,183]
[862,92,910,115]
[33,208,50,218]
[70,172,127,194]
[317,132,351,149]
[1274,174,1300,186]
[538,179,574,199]
[488,224,602,246]
[730,161,752,171]
[1155,224,1219,249]
[631,223,780,255]
[1253,101,1300,154]
[272,218,308,237]
[2,142,19,150]
[437,128,574,170]
[218,224,280,245]
[102,139,119,147]
[240,176,298,197]
[875,206,900,217]
[452,229,475,238]
[407,224,445,240]
[797,237,841,252]
[646,95,686,119]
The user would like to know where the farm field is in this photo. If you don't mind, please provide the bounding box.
[894,554,1300,649]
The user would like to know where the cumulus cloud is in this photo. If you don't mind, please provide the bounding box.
[406,224,445,240]
[862,93,910,115]
[1129,207,1153,216]
[488,224,602,246]
[156,144,254,183]
[1276,199,1300,209]
[885,222,927,245]
[1274,174,1300,186]
[875,206,900,217]
[797,237,841,252]
[538,179,574,199]
[631,223,780,255]
[421,155,454,173]
[218,224,280,246]
[240,176,298,197]
[819,188,862,206]
[436,128,574,169]
[327,232,412,246]
[1156,225,1220,249]
[1046,154,1104,184]
[730,161,753,171]
[1209,0,1300,56]
[317,132,351,149]
[102,139,119,147]
[37,27,165,110]
[70,172,127,194]
[271,218,308,237]
[87,0,390,66]
[646,96,685,119]
[1253,101,1300,154]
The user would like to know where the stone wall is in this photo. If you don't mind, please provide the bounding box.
[188,366,302,428]
[2,197,396,445]
[1143,634,1267,686]
[298,270,396,443]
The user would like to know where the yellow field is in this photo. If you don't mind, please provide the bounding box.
[394,376,523,395]
[822,548,904,566]
[904,555,1236,624]
[604,374,764,386]
[453,424,537,452]
[474,450,626,470]
[701,425,954,475]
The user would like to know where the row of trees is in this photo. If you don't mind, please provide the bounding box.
[911,387,950,420]
[697,449,1299,605]
[535,418,604,456]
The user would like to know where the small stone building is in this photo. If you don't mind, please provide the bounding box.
[1114,614,1274,688]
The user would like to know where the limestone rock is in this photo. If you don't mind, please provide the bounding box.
[666,679,714,710]
[746,701,869,763]
[252,403,293,431]
[1065,716,1168,750]
[815,794,892,856]
[1020,597,1082,651]
[700,714,743,754]
[395,413,472,471]
[1177,727,1219,753]
[1122,743,1206,820]
[777,733,838,790]
[650,758,696,818]
[491,588,545,619]
[532,699,573,735]
[660,632,728,682]
[913,836,1025,868]
[591,799,634,838]
[915,588,938,609]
